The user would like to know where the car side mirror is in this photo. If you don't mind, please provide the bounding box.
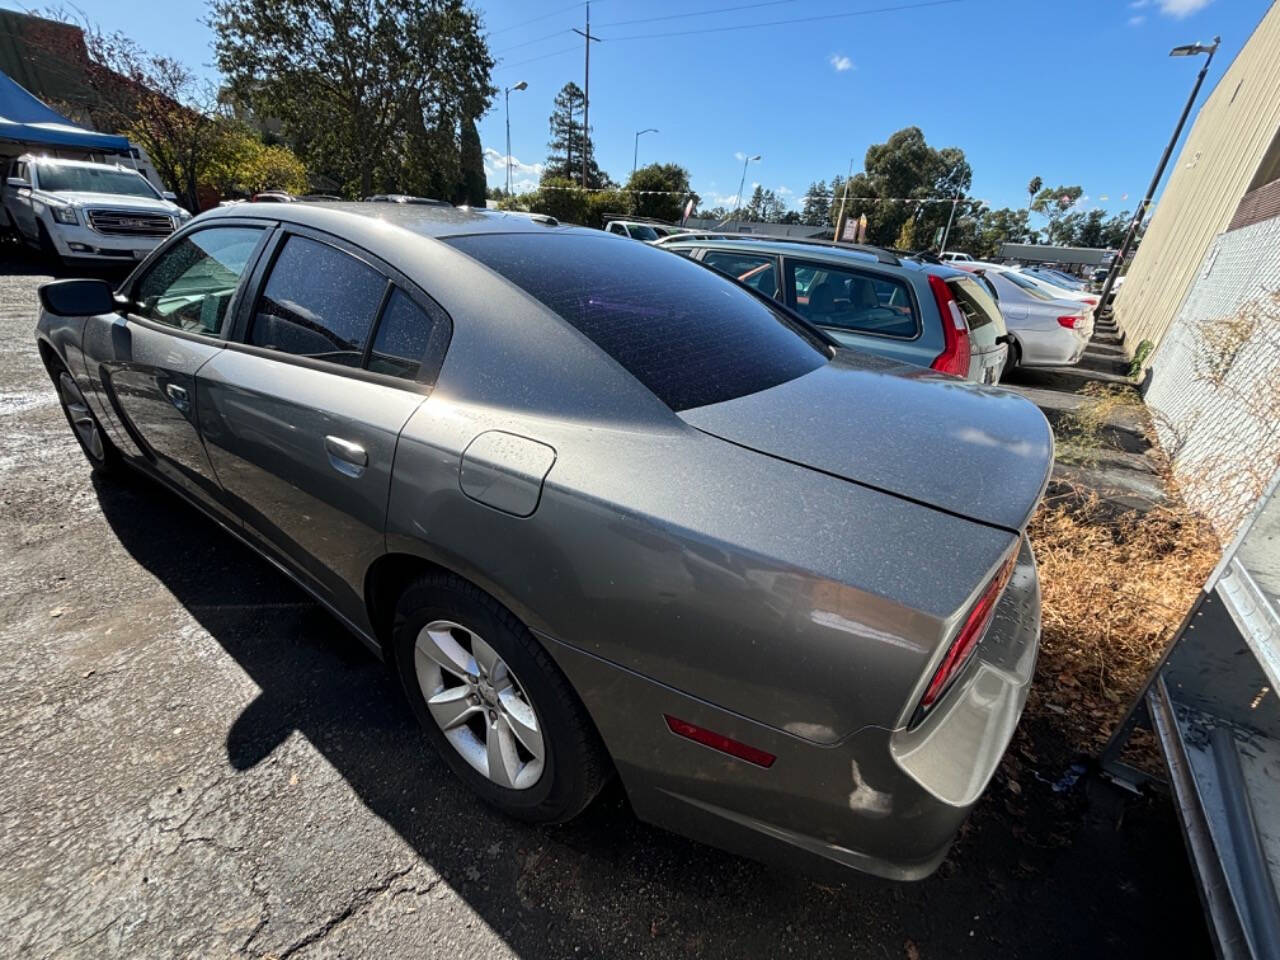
[7,176,31,190]
[162,191,177,202]
[38,279,118,317]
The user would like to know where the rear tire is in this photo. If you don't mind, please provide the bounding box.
[1003,340,1021,380]
[50,359,120,475]
[392,572,610,824]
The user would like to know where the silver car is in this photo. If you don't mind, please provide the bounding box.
[958,264,1092,370]
[35,204,1050,881]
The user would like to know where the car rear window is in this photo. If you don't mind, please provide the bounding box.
[446,232,828,411]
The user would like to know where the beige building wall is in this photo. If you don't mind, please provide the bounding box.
[1114,1,1280,358]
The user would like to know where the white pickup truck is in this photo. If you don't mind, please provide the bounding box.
[3,154,191,265]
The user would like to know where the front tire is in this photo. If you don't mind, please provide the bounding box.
[392,572,609,823]
[51,360,120,475]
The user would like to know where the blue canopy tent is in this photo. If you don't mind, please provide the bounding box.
[0,69,129,155]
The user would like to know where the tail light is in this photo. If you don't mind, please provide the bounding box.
[918,549,1019,714]
[1057,315,1082,329]
[1082,297,1098,306]
[927,274,971,376]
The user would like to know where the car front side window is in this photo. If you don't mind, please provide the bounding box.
[133,226,266,337]
[249,235,387,368]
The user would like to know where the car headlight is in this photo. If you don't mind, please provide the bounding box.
[50,204,78,225]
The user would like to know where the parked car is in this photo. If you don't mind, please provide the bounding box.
[250,191,296,203]
[1021,265,1087,291]
[939,251,974,262]
[3,155,192,265]
[35,202,1049,882]
[954,262,1091,370]
[664,237,1010,384]
[603,219,662,242]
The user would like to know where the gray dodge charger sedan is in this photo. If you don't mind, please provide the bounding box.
[34,203,1051,881]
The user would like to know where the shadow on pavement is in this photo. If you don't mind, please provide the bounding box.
[90,465,1210,958]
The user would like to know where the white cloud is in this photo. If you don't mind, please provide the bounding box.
[776,185,794,196]
[1157,0,1213,16]
[829,54,854,72]
[482,147,543,192]
[1129,14,1146,25]
[733,151,747,161]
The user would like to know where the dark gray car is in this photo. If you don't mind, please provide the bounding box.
[664,237,1010,384]
[34,203,1051,881]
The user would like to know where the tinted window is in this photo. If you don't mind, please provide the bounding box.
[947,275,1004,349]
[628,224,660,242]
[134,226,264,336]
[368,288,442,381]
[250,236,387,367]
[701,250,778,299]
[609,224,627,235]
[446,233,827,412]
[786,259,917,338]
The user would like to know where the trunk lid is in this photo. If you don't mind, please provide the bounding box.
[680,352,1053,531]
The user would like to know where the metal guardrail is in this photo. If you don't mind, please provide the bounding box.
[1103,473,1280,960]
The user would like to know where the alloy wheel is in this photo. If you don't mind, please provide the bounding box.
[413,619,545,790]
[58,372,104,462]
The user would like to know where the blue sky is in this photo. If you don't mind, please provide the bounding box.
[13,0,1271,216]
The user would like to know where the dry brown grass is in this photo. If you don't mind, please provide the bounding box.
[1026,492,1219,755]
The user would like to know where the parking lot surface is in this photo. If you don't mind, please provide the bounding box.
[1,255,1209,958]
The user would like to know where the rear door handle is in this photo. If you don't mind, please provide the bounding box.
[165,383,190,413]
[324,435,368,477]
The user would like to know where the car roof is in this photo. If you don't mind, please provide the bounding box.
[196,201,591,240]
[661,235,975,277]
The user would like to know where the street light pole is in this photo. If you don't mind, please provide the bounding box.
[735,153,761,221]
[1096,36,1220,322]
[504,81,527,197]
[633,128,658,179]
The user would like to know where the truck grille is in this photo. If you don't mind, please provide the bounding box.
[87,210,174,237]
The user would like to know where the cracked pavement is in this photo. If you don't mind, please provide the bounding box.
[1,248,1211,958]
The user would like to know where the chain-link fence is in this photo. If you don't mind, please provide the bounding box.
[1145,215,1280,538]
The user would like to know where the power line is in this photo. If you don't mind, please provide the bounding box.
[606,0,963,42]
[594,0,797,29]
[486,1,589,39]
[494,27,574,57]
[499,44,585,71]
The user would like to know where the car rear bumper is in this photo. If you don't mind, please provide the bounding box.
[542,537,1040,881]
[1017,326,1090,367]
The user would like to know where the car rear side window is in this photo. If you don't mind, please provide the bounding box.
[786,259,918,339]
[701,250,779,299]
[250,235,386,367]
[368,288,447,381]
[947,275,1003,349]
[445,232,827,412]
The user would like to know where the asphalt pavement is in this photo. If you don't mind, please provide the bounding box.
[0,247,1209,958]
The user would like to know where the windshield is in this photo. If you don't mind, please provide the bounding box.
[36,164,161,200]
[628,224,660,242]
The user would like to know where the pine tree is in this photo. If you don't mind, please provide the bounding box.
[456,115,486,206]
[801,181,830,226]
[543,82,608,188]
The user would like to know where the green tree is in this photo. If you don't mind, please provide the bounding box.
[212,0,494,197]
[625,163,695,222]
[1030,184,1084,245]
[972,207,1033,259]
[543,82,609,188]
[1027,176,1043,207]
[801,181,830,226]
[456,115,486,206]
[837,127,972,249]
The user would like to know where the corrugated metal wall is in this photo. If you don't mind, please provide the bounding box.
[1113,3,1280,358]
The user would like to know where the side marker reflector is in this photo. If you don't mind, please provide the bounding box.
[663,714,776,768]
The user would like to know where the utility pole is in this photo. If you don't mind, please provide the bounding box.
[1096,36,1220,321]
[939,193,961,255]
[834,156,854,239]
[572,3,601,189]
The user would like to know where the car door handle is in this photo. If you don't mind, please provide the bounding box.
[165,383,190,413]
[324,435,368,477]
